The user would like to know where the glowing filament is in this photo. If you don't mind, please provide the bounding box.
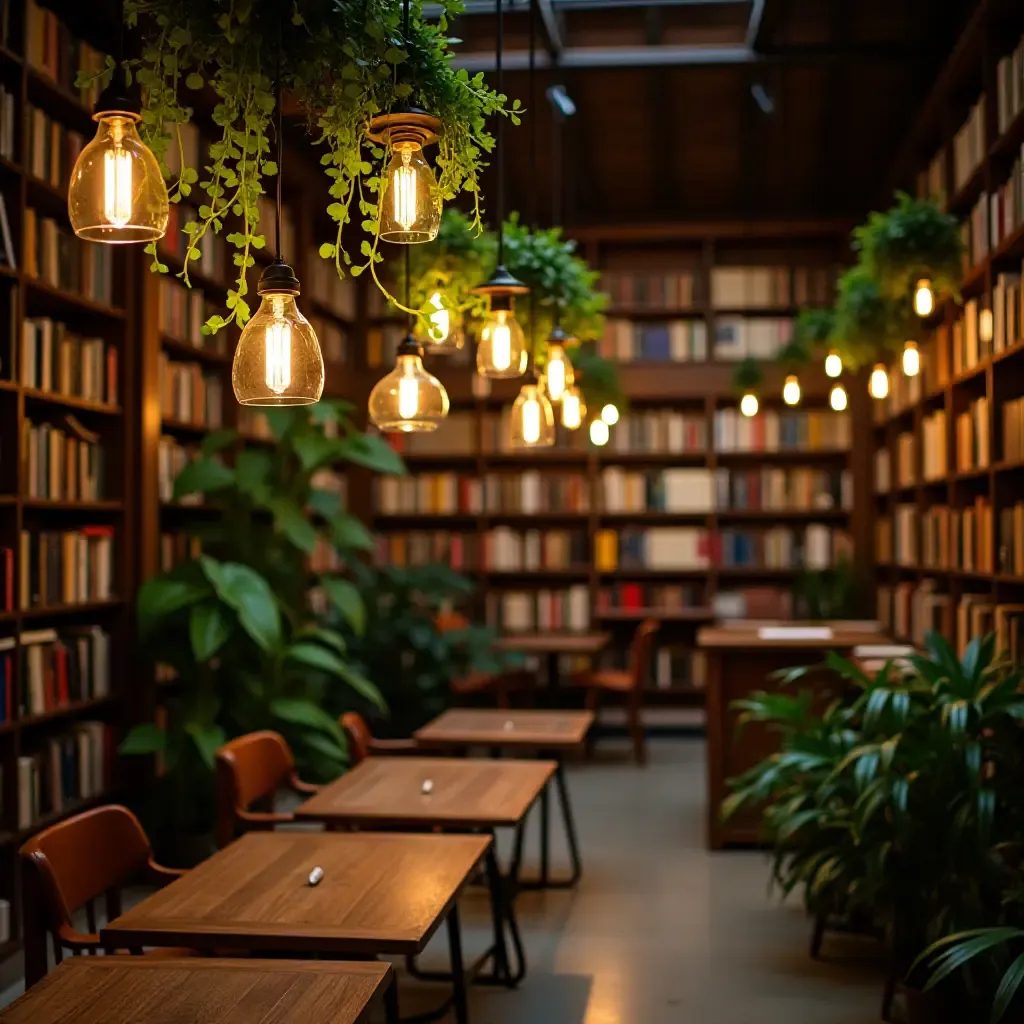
[830,384,848,411]
[103,140,133,228]
[491,314,512,371]
[902,340,920,377]
[265,299,292,394]
[522,396,541,444]
[562,390,583,430]
[398,376,420,421]
[393,148,418,232]
[913,278,934,317]
[825,350,842,378]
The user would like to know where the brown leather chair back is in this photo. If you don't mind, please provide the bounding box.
[339,712,373,766]
[628,619,659,692]
[20,805,155,986]
[215,731,295,848]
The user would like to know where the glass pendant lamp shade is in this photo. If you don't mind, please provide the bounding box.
[830,383,848,411]
[369,335,449,433]
[913,278,934,317]
[740,393,759,418]
[561,386,585,430]
[589,418,609,446]
[782,374,801,406]
[902,340,920,376]
[421,291,463,352]
[869,363,889,400]
[543,327,575,402]
[233,262,324,406]
[68,83,168,243]
[825,350,843,378]
[477,304,528,378]
[509,382,555,448]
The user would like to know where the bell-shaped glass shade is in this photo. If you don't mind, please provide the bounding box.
[232,292,324,406]
[782,374,801,406]
[509,383,555,448]
[869,363,889,400]
[589,418,609,446]
[379,143,441,244]
[477,306,527,379]
[369,351,449,433]
[740,393,759,418]
[68,113,169,243]
[561,386,585,430]
[902,340,920,376]
[421,291,464,352]
[824,349,842,378]
[544,343,574,402]
[829,383,848,411]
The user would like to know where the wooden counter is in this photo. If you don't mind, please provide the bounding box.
[699,624,885,849]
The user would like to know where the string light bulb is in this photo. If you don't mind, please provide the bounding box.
[509,381,555,448]
[421,290,463,352]
[369,334,449,432]
[543,327,575,402]
[740,393,759,418]
[68,75,168,243]
[561,386,585,430]
[601,403,620,426]
[913,278,935,318]
[825,350,843,378]
[902,340,920,377]
[475,266,529,379]
[590,418,610,446]
[869,363,889,400]
[830,383,848,411]
[782,374,801,406]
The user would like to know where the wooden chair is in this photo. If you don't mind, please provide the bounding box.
[214,731,320,849]
[571,618,659,765]
[19,804,187,988]
[439,610,537,708]
[339,712,419,766]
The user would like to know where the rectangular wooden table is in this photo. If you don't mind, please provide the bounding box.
[414,709,594,889]
[101,831,490,1024]
[1,958,394,1024]
[296,756,557,987]
[494,631,610,692]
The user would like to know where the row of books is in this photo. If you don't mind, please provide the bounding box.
[18,527,115,608]
[995,603,1024,664]
[0,639,11,722]
[594,582,703,612]
[374,532,471,569]
[238,409,274,442]
[598,319,707,363]
[19,625,111,717]
[713,317,793,360]
[717,525,848,570]
[159,531,201,573]
[158,437,199,504]
[714,586,794,621]
[952,298,993,374]
[602,468,713,513]
[710,266,792,308]
[306,252,357,320]
[605,410,708,454]
[997,34,1024,137]
[922,411,948,481]
[0,549,12,611]
[873,364,923,424]
[594,527,709,571]
[23,209,114,306]
[23,416,105,502]
[963,192,990,271]
[881,498,994,573]
[1004,396,1024,465]
[254,196,297,263]
[896,431,916,488]
[956,397,990,471]
[20,318,118,405]
[999,501,1024,576]
[25,0,104,107]
[652,647,707,690]
[877,579,949,649]
[715,466,850,512]
[374,472,592,515]
[158,205,226,282]
[485,587,591,633]
[25,104,84,191]
[993,272,1022,355]
[158,356,224,428]
[602,269,701,309]
[953,95,986,193]
[876,506,915,566]
[158,277,225,352]
[16,722,110,830]
[990,154,1024,254]
[310,536,343,575]
[480,529,588,572]
[0,87,14,161]
[713,408,851,452]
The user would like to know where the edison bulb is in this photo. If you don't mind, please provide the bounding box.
[423,291,462,351]
[913,278,934,317]
[825,350,842,378]
[477,306,527,378]
[379,143,441,244]
[509,383,555,448]
[590,418,610,446]
[782,374,801,406]
[902,340,920,377]
[740,393,759,418]
[544,342,574,402]
[68,112,168,242]
[369,338,449,432]
[830,383,848,411]
[233,289,324,406]
[561,387,585,430]
[601,403,619,426]
[869,363,889,400]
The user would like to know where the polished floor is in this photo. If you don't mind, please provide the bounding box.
[0,738,885,1021]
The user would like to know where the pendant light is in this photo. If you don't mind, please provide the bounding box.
[740,393,759,418]
[869,363,889,400]
[902,340,920,377]
[913,278,934,317]
[68,0,168,242]
[824,349,842,378]
[829,383,848,411]
[589,418,610,446]
[561,386,585,430]
[475,0,528,379]
[232,44,323,406]
[369,247,449,432]
[782,374,801,406]
[544,324,575,403]
[601,403,620,426]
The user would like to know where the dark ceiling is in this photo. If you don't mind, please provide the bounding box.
[451,0,975,228]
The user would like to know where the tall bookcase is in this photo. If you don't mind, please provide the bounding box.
[875,0,1024,657]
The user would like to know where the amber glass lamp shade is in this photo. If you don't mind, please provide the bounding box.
[477,302,528,378]
[561,386,585,430]
[232,263,324,406]
[740,393,759,418]
[589,418,610,446]
[508,382,555,448]
[69,107,168,243]
[369,336,449,433]
[869,363,890,400]
[830,383,848,411]
[543,328,575,402]
[379,143,441,244]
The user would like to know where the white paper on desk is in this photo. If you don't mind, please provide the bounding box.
[853,644,916,658]
[757,626,834,641]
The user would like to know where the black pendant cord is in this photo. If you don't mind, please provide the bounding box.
[405,244,413,334]
[495,0,505,266]
[403,0,410,43]
[527,0,537,372]
[275,32,284,262]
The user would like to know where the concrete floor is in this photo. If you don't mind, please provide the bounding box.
[1,737,886,1022]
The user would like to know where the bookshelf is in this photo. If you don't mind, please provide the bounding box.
[874,0,1024,659]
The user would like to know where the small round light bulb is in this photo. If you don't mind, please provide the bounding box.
[590,418,610,446]
[740,393,759,418]
[782,374,801,406]
[869,363,889,400]
[829,383,848,411]
[561,387,585,430]
[902,340,920,377]
[601,403,619,426]
[913,278,934,318]
[824,350,842,378]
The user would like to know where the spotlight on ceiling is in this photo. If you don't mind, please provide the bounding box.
[546,84,576,118]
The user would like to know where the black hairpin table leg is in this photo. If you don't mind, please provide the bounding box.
[518,757,583,890]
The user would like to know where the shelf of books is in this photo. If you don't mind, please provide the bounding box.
[876,1,1024,662]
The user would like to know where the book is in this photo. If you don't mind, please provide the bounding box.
[158,355,224,427]
[23,416,106,501]
[713,408,851,452]
[485,587,590,632]
[0,194,15,268]
[953,94,986,191]
[19,526,115,608]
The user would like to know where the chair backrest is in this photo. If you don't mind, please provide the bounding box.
[628,619,660,690]
[214,731,295,848]
[20,805,154,984]
[340,712,373,766]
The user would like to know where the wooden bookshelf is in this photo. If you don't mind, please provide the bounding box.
[876,0,1024,656]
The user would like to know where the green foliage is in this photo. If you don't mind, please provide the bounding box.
[732,355,762,394]
[854,191,964,304]
[101,0,517,331]
[831,264,913,369]
[792,560,873,620]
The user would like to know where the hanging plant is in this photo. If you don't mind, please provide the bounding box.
[732,355,763,395]
[792,307,836,355]
[831,265,912,369]
[853,192,963,305]
[100,0,518,330]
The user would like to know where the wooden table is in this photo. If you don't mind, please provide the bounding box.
[414,709,594,889]
[296,756,557,986]
[101,831,490,1024]
[1,958,395,1024]
[698,624,885,850]
[495,631,610,692]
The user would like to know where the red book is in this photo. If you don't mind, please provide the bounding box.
[622,583,643,610]
[56,644,69,705]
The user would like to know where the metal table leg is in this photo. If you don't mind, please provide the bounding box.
[518,758,583,890]
[446,903,468,1024]
[383,974,401,1024]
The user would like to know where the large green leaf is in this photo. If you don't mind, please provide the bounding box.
[269,697,346,743]
[189,602,232,661]
[293,625,348,655]
[172,457,235,501]
[992,951,1024,1023]
[118,722,167,755]
[200,429,238,456]
[321,578,365,635]
[211,562,282,651]
[137,575,208,640]
[292,431,345,472]
[268,498,319,553]
[308,488,343,518]
[309,399,355,425]
[234,449,273,502]
[330,513,373,551]
[185,722,226,768]
[335,433,407,475]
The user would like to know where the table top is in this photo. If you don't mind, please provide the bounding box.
[494,631,611,655]
[0,958,391,1024]
[296,757,557,829]
[414,709,595,750]
[697,626,886,650]
[101,830,490,956]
